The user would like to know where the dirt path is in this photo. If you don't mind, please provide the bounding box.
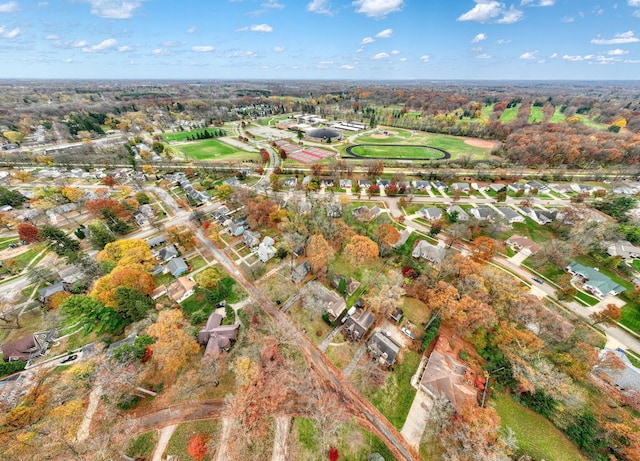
[271,416,290,461]
[215,418,233,461]
[76,385,103,442]
[153,425,176,461]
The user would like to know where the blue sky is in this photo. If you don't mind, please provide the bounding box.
[2,0,640,80]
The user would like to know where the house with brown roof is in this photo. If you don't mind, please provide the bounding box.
[344,310,375,341]
[420,335,478,412]
[166,276,197,303]
[505,234,540,256]
[2,330,55,362]
[198,312,240,356]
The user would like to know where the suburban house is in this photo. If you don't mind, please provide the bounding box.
[257,236,276,263]
[549,183,571,194]
[519,207,554,225]
[411,180,431,191]
[157,244,179,262]
[198,312,240,356]
[367,332,401,367]
[321,179,335,188]
[166,276,197,303]
[376,178,391,189]
[38,281,66,304]
[566,262,626,298]
[418,207,443,221]
[283,177,297,189]
[489,183,507,193]
[508,183,525,194]
[496,206,525,224]
[570,183,603,195]
[357,179,371,188]
[469,206,495,221]
[291,260,311,284]
[613,185,639,196]
[2,330,56,362]
[606,240,640,261]
[506,235,540,256]
[57,265,84,285]
[243,230,261,249]
[526,180,548,194]
[420,335,480,413]
[393,229,411,248]
[313,284,346,322]
[430,181,447,193]
[447,205,469,221]
[344,310,376,341]
[412,240,446,264]
[352,205,381,222]
[450,182,471,193]
[326,202,343,218]
[339,179,352,189]
[331,274,361,296]
[226,220,246,237]
[167,257,189,277]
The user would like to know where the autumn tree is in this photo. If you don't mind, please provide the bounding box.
[470,236,501,262]
[306,234,334,276]
[215,183,234,201]
[100,176,117,188]
[91,266,155,308]
[365,159,384,178]
[246,196,279,228]
[97,239,156,271]
[590,304,622,326]
[167,225,197,251]
[196,267,222,290]
[17,223,40,243]
[60,187,84,203]
[187,434,209,460]
[344,235,379,264]
[147,310,200,379]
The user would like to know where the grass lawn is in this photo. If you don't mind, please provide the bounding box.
[402,297,432,326]
[153,271,175,286]
[126,431,158,459]
[365,350,421,430]
[621,301,640,332]
[632,259,640,272]
[575,290,600,307]
[528,105,544,123]
[175,138,256,161]
[287,301,332,346]
[187,255,207,271]
[510,219,556,243]
[324,334,357,369]
[349,144,447,159]
[162,128,226,142]
[500,104,520,122]
[550,107,566,123]
[0,237,19,250]
[165,420,220,460]
[493,393,587,461]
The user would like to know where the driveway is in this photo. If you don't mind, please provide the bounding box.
[400,389,433,450]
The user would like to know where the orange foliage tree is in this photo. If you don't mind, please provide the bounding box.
[306,234,334,275]
[344,235,379,264]
[91,266,154,308]
[96,239,156,271]
[187,434,208,460]
[147,310,200,379]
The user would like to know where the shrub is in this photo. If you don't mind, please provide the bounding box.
[0,360,26,378]
[187,434,208,460]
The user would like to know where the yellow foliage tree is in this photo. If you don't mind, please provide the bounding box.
[97,239,156,271]
[613,118,627,128]
[147,310,200,379]
[234,356,259,387]
[60,187,84,203]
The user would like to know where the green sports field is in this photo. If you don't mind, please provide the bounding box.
[174,138,256,161]
[162,128,226,142]
[348,144,447,159]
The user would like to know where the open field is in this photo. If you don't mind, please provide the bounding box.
[162,128,226,142]
[550,107,566,123]
[348,144,448,160]
[528,105,544,123]
[499,104,520,122]
[173,138,257,161]
[493,394,587,461]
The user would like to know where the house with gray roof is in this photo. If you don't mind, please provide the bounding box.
[496,207,524,224]
[38,282,65,303]
[412,240,446,264]
[368,332,401,367]
[411,180,431,191]
[418,207,443,221]
[147,234,168,248]
[167,257,189,277]
[430,181,447,193]
[339,179,352,189]
[450,182,471,193]
[447,205,469,221]
[469,206,495,221]
[566,262,625,298]
[157,244,179,262]
[198,312,240,356]
[291,260,311,284]
[243,230,261,248]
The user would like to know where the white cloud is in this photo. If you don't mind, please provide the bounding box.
[307,0,333,15]
[361,36,374,45]
[273,46,285,52]
[496,38,511,44]
[562,54,594,61]
[391,49,400,55]
[375,28,393,38]
[45,34,59,40]
[353,0,404,18]
[261,0,284,8]
[187,26,196,34]
[471,33,487,43]
[192,45,215,52]
[79,1,144,19]
[151,48,170,56]
[608,48,628,55]
[356,47,364,53]
[38,2,48,7]
[230,50,258,57]
[476,53,492,59]
[0,2,19,13]
[591,31,639,45]
[420,54,430,62]
[550,52,557,58]
[399,57,407,61]
[317,60,333,68]
[341,64,354,69]
[629,1,640,6]
[496,5,523,24]
[237,23,273,32]
[70,40,89,47]
[519,50,537,60]
[117,45,131,52]
[458,0,523,24]
[63,58,73,63]
[0,26,19,38]
[372,52,390,59]
[82,38,118,52]
[521,0,554,6]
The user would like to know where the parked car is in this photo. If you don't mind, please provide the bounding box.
[401,327,415,340]
[61,354,78,364]
[532,277,544,284]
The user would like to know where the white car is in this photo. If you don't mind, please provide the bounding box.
[401,327,415,340]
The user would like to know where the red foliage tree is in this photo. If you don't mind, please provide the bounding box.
[17,223,40,243]
[187,434,208,460]
[100,175,117,188]
[328,446,339,461]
